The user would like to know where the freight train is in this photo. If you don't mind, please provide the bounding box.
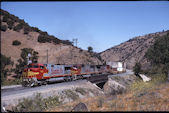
[22,63,125,87]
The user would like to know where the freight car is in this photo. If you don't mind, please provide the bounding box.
[22,63,111,87]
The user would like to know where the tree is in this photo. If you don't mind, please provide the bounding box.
[133,62,141,76]
[88,46,93,53]
[15,48,39,77]
[145,33,169,65]
[145,32,169,75]
[1,54,14,83]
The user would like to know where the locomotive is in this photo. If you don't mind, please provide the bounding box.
[21,63,122,87]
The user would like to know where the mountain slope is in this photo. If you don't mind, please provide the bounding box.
[1,9,103,69]
[100,30,169,69]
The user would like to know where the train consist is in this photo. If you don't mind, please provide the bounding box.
[22,63,126,87]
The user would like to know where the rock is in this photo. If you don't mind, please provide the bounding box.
[137,92,147,97]
[71,102,88,112]
[139,74,151,82]
[148,92,163,99]
[103,78,126,95]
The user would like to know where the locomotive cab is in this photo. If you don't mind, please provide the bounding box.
[22,63,48,87]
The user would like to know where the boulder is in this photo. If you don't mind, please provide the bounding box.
[103,78,126,95]
[139,74,151,82]
[71,102,88,112]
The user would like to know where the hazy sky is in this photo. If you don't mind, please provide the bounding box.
[1,1,169,52]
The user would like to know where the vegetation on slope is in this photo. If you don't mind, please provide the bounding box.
[0,54,21,86]
[1,48,39,86]
[46,74,168,111]
[0,9,72,45]
[145,32,169,76]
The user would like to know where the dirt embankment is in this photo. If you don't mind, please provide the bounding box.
[2,74,137,112]
[48,75,169,112]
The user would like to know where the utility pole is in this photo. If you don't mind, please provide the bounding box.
[73,38,78,47]
[47,49,48,64]
[72,38,78,64]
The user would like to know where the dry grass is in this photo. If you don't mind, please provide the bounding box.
[47,74,169,112]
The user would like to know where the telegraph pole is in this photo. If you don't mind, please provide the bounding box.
[47,49,48,64]
[72,38,78,64]
[73,38,78,47]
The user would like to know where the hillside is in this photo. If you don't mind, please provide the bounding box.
[100,30,169,69]
[1,9,103,70]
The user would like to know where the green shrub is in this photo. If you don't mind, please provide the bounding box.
[133,62,142,76]
[2,77,22,86]
[31,27,41,32]
[15,48,39,77]
[1,54,14,85]
[12,40,21,46]
[88,46,93,53]
[63,89,79,100]
[24,27,30,34]
[145,32,169,76]
[2,15,8,22]
[61,40,72,45]
[1,25,7,31]
[7,20,14,29]
[38,34,52,43]
[13,23,23,32]
[40,31,48,36]
[14,93,62,112]
[52,37,61,44]
[129,73,167,93]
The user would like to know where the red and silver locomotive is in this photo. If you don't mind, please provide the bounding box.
[22,63,111,87]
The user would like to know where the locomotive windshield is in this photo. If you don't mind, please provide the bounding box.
[28,65,32,68]
[27,64,39,68]
[33,65,39,68]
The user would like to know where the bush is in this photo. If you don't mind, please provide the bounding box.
[63,89,79,100]
[15,48,39,77]
[1,25,7,31]
[61,40,72,45]
[133,62,142,76]
[14,93,62,112]
[145,32,169,76]
[24,27,30,34]
[88,46,93,53]
[52,37,61,44]
[31,27,41,32]
[7,20,14,29]
[13,23,23,32]
[2,15,8,22]
[40,31,48,36]
[12,40,21,46]
[38,34,51,43]
[1,54,14,84]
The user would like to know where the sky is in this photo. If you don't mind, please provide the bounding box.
[1,1,169,52]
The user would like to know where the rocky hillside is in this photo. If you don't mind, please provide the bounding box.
[100,30,169,69]
[1,9,103,68]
